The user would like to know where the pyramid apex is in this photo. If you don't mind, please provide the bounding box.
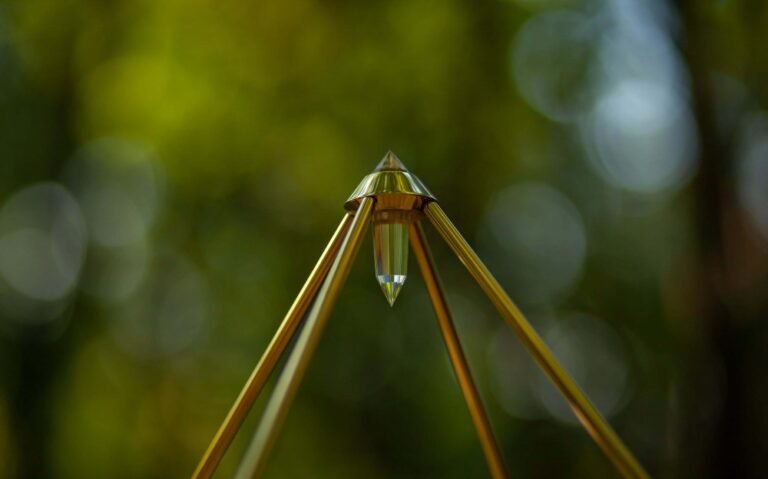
[345,151,435,212]
[374,151,408,172]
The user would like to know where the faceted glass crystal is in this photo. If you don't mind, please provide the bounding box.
[373,222,408,306]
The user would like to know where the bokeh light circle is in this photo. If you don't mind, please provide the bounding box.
[737,112,768,241]
[66,138,160,248]
[585,78,697,194]
[110,250,208,358]
[481,182,586,306]
[534,313,631,423]
[0,182,86,302]
[489,313,632,423]
[513,10,595,122]
[66,138,161,301]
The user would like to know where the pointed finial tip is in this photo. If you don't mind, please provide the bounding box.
[375,151,408,172]
[377,275,405,307]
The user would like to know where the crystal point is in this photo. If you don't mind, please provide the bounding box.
[377,274,406,306]
[373,222,408,307]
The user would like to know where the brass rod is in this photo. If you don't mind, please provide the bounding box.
[192,214,355,479]
[234,197,374,479]
[424,202,649,479]
[409,222,509,479]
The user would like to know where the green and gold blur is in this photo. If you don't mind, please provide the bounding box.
[1,0,768,478]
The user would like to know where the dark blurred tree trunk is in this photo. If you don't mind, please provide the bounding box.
[1,35,80,479]
[675,1,768,477]
[7,333,67,479]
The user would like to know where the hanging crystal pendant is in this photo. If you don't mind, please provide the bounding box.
[373,221,408,306]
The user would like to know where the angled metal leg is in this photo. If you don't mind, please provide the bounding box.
[234,197,375,479]
[410,222,509,479]
[424,202,649,479]
[192,214,355,479]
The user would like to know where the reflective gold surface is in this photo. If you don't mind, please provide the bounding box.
[424,201,649,479]
[191,214,354,479]
[345,152,435,212]
[234,197,374,479]
[410,222,509,479]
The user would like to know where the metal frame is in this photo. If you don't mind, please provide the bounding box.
[192,154,650,479]
[409,222,508,479]
[192,214,355,479]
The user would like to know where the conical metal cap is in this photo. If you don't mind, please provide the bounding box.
[375,151,408,172]
[345,151,435,211]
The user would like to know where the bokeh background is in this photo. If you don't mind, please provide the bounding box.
[1,0,767,477]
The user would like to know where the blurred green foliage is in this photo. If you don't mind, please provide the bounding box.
[1,0,768,478]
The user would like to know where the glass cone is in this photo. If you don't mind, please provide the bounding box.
[373,222,408,306]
